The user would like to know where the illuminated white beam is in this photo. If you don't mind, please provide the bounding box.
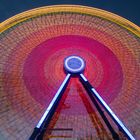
[80,73,135,140]
[36,73,71,128]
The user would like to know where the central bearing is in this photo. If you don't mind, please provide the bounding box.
[64,56,85,74]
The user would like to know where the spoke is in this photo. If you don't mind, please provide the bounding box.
[29,73,71,140]
[79,73,135,140]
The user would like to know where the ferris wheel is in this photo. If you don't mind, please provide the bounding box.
[0,5,140,140]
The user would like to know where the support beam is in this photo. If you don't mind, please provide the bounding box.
[29,74,71,140]
[79,73,135,140]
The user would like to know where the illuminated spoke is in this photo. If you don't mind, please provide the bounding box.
[29,73,71,140]
[79,73,135,140]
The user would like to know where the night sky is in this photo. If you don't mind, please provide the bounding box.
[0,0,140,26]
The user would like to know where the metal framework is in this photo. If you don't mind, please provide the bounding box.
[29,56,135,140]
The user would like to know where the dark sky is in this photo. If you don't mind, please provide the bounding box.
[0,0,140,26]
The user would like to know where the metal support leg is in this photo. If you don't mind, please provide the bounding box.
[29,74,71,140]
[79,73,135,140]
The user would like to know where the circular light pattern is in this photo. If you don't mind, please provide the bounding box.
[23,35,123,107]
[64,55,85,74]
[0,5,140,140]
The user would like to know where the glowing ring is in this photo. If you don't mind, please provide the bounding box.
[64,56,85,74]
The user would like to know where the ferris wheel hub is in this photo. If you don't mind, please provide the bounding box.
[64,56,85,74]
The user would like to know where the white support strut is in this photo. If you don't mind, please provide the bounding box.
[36,73,71,128]
[80,73,135,140]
